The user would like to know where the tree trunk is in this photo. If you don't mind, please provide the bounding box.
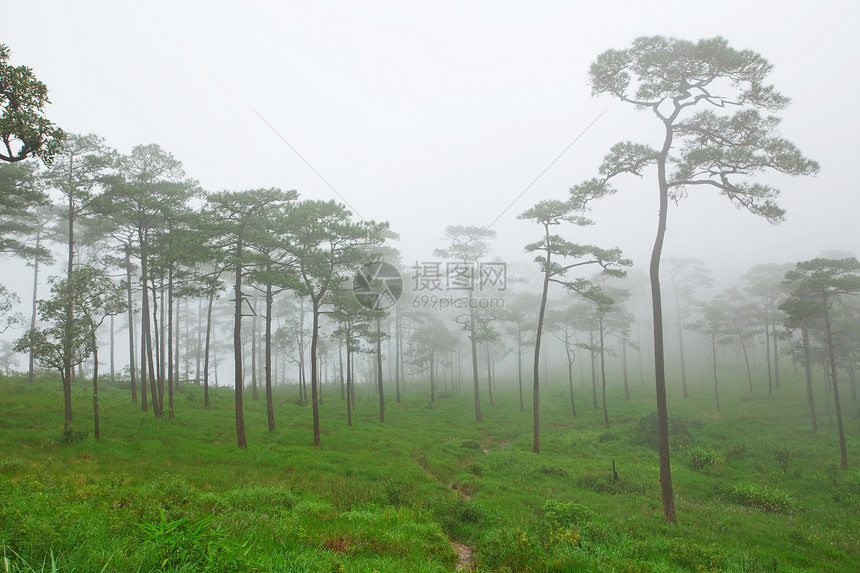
[234,240,247,448]
[204,287,214,408]
[822,299,848,470]
[110,315,116,384]
[140,238,160,418]
[395,306,402,403]
[650,114,677,523]
[801,326,817,433]
[63,172,74,423]
[265,282,275,432]
[167,265,174,419]
[28,227,41,384]
[485,343,494,406]
[599,317,610,429]
[252,299,258,401]
[772,317,781,389]
[376,318,385,423]
[310,297,321,447]
[125,245,138,406]
[430,348,436,403]
[765,321,773,396]
[565,337,576,417]
[469,303,482,424]
[517,328,524,413]
[93,337,100,440]
[532,230,551,453]
[711,335,720,414]
[675,292,688,398]
[346,345,352,427]
[622,331,630,400]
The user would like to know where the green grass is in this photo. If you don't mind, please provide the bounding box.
[0,367,858,572]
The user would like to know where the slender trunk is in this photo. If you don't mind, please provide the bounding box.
[346,345,352,427]
[252,299,258,401]
[339,341,345,399]
[110,315,115,384]
[140,238,160,417]
[533,229,551,453]
[565,336,576,417]
[801,327,817,433]
[265,283,275,432]
[64,171,74,423]
[430,348,436,403]
[299,299,307,404]
[517,328,524,413]
[590,329,597,409]
[711,335,720,414]
[765,321,773,396]
[28,228,41,384]
[156,276,165,412]
[204,287,214,408]
[234,239,247,448]
[651,113,677,522]
[675,293,688,398]
[311,297,321,446]
[195,298,202,383]
[736,329,752,395]
[622,330,630,400]
[599,316,609,428]
[125,246,138,405]
[772,317,781,389]
[485,343,494,406]
[395,306,402,403]
[376,318,385,423]
[93,336,100,439]
[469,303,482,423]
[822,298,848,470]
[167,266,174,419]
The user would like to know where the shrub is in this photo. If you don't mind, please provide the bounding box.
[716,482,795,513]
[688,446,724,471]
[478,527,545,572]
[597,431,619,443]
[460,439,482,450]
[666,538,725,571]
[0,457,23,474]
[632,411,699,450]
[60,423,88,445]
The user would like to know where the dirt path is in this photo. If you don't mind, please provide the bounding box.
[413,453,477,570]
[451,541,475,571]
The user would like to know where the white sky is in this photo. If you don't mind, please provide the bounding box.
[4,0,860,301]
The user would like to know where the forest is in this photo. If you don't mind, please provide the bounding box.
[1,33,859,572]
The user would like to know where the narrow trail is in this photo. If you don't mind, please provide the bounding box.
[412,453,476,571]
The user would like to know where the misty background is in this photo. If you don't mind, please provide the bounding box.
[3,0,858,384]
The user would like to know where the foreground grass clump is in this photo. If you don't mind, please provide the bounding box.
[0,371,858,571]
[715,482,796,513]
[0,473,454,572]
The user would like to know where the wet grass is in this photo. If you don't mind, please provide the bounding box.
[0,367,858,571]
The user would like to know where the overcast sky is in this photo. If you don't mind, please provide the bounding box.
[5,0,860,294]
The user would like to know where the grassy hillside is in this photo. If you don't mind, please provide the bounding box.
[0,370,858,572]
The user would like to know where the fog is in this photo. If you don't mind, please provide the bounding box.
[3,1,859,380]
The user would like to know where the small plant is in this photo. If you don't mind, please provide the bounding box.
[632,411,698,450]
[537,465,568,477]
[137,505,221,569]
[460,439,482,450]
[0,457,23,474]
[774,447,795,476]
[60,423,87,445]
[688,446,724,471]
[597,431,619,443]
[716,482,796,513]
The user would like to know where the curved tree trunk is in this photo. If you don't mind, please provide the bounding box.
[650,115,677,523]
